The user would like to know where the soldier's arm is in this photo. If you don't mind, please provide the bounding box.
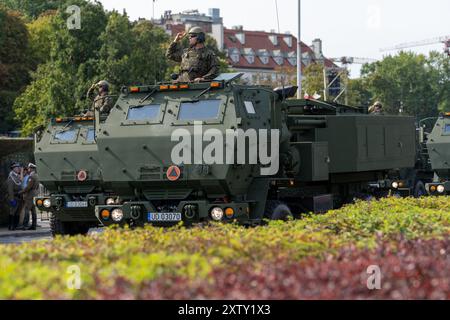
[166,41,183,63]
[202,53,220,81]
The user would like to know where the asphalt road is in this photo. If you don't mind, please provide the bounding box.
[0,234,53,244]
[0,228,103,244]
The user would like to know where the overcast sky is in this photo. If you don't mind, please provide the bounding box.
[98,0,450,77]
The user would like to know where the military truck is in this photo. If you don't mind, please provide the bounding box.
[34,74,417,234]
[425,113,450,195]
[88,73,416,228]
[33,116,113,235]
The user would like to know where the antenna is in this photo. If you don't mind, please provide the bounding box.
[274,0,281,34]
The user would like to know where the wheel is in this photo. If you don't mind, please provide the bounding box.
[413,180,426,198]
[50,213,90,237]
[264,200,293,221]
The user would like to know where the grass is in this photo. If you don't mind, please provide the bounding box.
[0,197,449,299]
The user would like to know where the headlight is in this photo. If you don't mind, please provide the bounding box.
[437,185,445,193]
[210,207,224,221]
[391,182,399,189]
[106,198,115,205]
[111,209,124,222]
[43,199,51,208]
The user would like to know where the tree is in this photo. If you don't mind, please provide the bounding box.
[26,11,57,67]
[360,51,447,118]
[0,6,30,132]
[302,63,325,98]
[13,0,108,134]
[1,0,67,20]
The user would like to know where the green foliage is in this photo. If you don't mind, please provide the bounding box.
[0,6,30,132]
[302,63,325,97]
[12,2,173,135]
[1,0,67,20]
[0,197,448,299]
[360,51,450,117]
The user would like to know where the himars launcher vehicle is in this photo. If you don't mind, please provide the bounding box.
[34,73,417,236]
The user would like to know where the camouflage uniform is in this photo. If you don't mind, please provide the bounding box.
[93,93,114,115]
[86,80,114,116]
[166,42,220,83]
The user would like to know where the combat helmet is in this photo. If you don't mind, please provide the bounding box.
[96,80,110,91]
[188,26,206,43]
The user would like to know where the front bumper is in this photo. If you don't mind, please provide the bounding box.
[34,194,111,222]
[95,200,251,226]
[426,181,450,195]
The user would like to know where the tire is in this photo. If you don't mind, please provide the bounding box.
[264,200,293,221]
[50,213,90,237]
[413,180,426,198]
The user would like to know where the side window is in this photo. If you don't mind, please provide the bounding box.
[86,128,95,142]
[244,101,256,114]
[178,100,221,121]
[53,129,78,143]
[127,104,161,121]
[444,124,450,133]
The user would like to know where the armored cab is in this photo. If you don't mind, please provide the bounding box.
[426,114,450,195]
[93,74,417,227]
[34,117,111,235]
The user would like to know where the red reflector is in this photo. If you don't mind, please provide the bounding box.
[77,170,88,182]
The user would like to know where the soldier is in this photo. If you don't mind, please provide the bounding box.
[86,80,114,116]
[166,26,220,83]
[19,163,40,230]
[368,101,384,115]
[6,162,23,231]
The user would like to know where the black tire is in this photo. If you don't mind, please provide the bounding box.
[413,180,426,198]
[50,213,90,237]
[264,200,293,221]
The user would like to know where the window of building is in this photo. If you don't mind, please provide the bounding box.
[283,36,293,47]
[236,33,245,44]
[269,35,278,46]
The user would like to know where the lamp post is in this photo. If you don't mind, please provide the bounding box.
[297,0,302,98]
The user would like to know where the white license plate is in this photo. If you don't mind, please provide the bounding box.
[66,201,88,208]
[148,212,182,222]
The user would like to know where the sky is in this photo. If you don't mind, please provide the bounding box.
[98,0,450,77]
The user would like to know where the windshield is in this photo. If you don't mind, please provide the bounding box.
[178,100,221,121]
[54,129,77,142]
[127,104,160,121]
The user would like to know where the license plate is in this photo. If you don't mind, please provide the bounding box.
[66,201,88,208]
[148,212,182,222]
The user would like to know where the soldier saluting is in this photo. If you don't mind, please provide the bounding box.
[166,26,220,83]
[85,80,114,116]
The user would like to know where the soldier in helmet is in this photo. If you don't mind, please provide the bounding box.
[368,101,384,115]
[86,80,114,116]
[166,26,220,83]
